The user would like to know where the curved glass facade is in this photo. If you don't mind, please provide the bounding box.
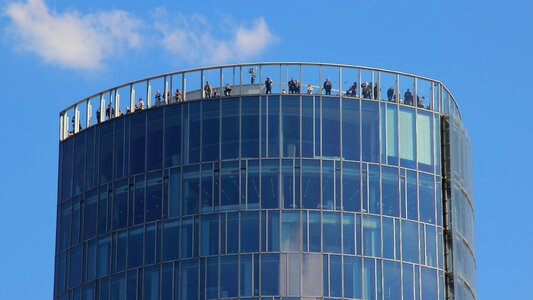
[55,64,475,300]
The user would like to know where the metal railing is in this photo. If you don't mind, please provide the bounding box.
[59,62,461,141]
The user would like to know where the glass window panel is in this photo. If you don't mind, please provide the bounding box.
[147,109,164,171]
[181,259,198,300]
[71,198,80,245]
[164,105,181,167]
[344,255,362,299]
[182,165,200,215]
[382,217,395,259]
[202,100,220,162]
[282,211,300,252]
[407,170,418,221]
[221,161,240,211]
[169,167,181,217]
[73,133,86,195]
[343,213,355,254]
[99,122,114,184]
[268,210,280,252]
[134,175,145,225]
[61,138,73,200]
[126,270,138,300]
[200,214,218,256]
[241,211,260,252]
[417,112,433,170]
[261,254,280,295]
[113,179,128,229]
[85,239,96,281]
[383,260,402,300]
[425,225,437,267]
[421,267,438,299]
[227,212,239,253]
[83,192,98,241]
[97,235,111,276]
[301,96,315,158]
[281,254,301,296]
[69,245,82,287]
[399,107,416,168]
[97,188,107,235]
[221,98,240,159]
[207,257,218,299]
[302,159,320,209]
[342,161,361,212]
[363,215,381,257]
[342,98,360,161]
[419,173,435,224]
[402,220,419,263]
[129,113,146,175]
[322,160,335,210]
[322,97,340,157]
[261,160,279,209]
[362,101,379,163]
[241,97,260,158]
[309,211,321,252]
[402,263,414,300]
[329,255,342,297]
[143,265,159,300]
[267,96,280,157]
[385,104,399,164]
[85,127,95,190]
[161,263,173,300]
[201,163,213,213]
[368,164,380,214]
[162,219,179,261]
[114,230,127,272]
[180,217,193,258]
[363,258,376,300]
[184,102,201,164]
[382,166,400,217]
[302,253,323,296]
[247,160,260,209]
[281,96,300,157]
[323,212,341,253]
[146,171,162,222]
[281,160,297,209]
[220,255,238,298]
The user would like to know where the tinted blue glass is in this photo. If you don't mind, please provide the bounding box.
[301,253,323,296]
[268,210,280,251]
[241,97,260,158]
[342,98,360,160]
[181,259,198,300]
[302,159,320,209]
[61,138,73,200]
[261,159,279,208]
[281,160,296,209]
[329,255,342,297]
[221,161,239,210]
[301,96,315,158]
[114,230,127,272]
[343,213,355,254]
[419,173,435,224]
[99,277,110,300]
[169,167,181,218]
[323,212,341,253]
[322,98,340,157]
[127,226,143,268]
[241,211,259,252]
[129,113,146,175]
[402,263,414,300]
[146,171,162,222]
[407,170,418,220]
[85,127,95,189]
[97,235,111,276]
[240,254,253,296]
[85,239,96,281]
[161,263,173,300]
[267,96,280,157]
[220,255,238,297]
[146,109,163,171]
[162,219,179,261]
[202,100,220,162]
[182,165,200,215]
[368,164,380,214]
[114,119,124,179]
[164,105,181,167]
[57,253,67,292]
[73,133,86,195]
[382,217,396,259]
[97,188,107,234]
[110,272,125,300]
[206,257,218,299]
[322,160,335,210]
[126,270,138,300]
[71,198,80,245]
[362,101,379,162]
[364,258,376,300]
[69,245,82,287]
[134,175,145,224]
[282,211,300,251]
[309,211,321,252]
[247,160,260,208]
[99,122,114,184]
[281,96,300,157]
[421,267,437,299]
[185,103,201,164]
[426,225,437,267]
[180,217,193,258]
[363,215,381,257]
[261,254,280,295]
[384,260,402,300]
[142,265,159,300]
[342,161,361,212]
[382,166,400,217]
[81,283,94,300]
[201,163,213,213]
[402,220,419,263]
[113,179,128,229]
[201,214,218,256]
[344,255,362,298]
[221,98,240,159]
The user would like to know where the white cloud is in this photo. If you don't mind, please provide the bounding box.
[157,14,279,65]
[4,0,143,70]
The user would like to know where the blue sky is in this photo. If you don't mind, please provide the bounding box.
[0,0,532,299]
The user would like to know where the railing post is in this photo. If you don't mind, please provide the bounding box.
[183,77,187,101]
[99,95,105,123]
[395,74,400,102]
[74,105,80,134]
[201,70,205,99]
[115,91,120,117]
[59,114,64,141]
[164,80,169,104]
[130,85,135,113]
[147,82,151,108]
[86,99,92,127]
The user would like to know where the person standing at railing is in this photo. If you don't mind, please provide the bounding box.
[404,89,413,105]
[137,98,144,110]
[224,83,232,96]
[307,84,313,94]
[204,81,212,98]
[295,80,301,94]
[387,87,395,101]
[175,89,182,102]
[323,78,332,95]
[265,76,272,94]
[249,67,256,84]
[155,90,162,105]
[288,77,295,94]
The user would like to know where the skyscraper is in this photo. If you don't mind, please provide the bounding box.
[55,63,475,300]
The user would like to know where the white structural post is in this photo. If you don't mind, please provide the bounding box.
[59,114,64,141]
[183,77,187,101]
[115,91,120,117]
[87,100,92,127]
[130,86,135,113]
[164,81,169,104]
[147,83,151,108]
[63,113,69,138]
[74,106,80,134]
[100,95,105,123]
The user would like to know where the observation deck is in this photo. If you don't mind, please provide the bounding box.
[59,62,461,141]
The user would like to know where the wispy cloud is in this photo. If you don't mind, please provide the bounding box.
[4,0,143,70]
[3,0,279,70]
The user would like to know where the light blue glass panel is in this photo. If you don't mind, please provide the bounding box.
[402,263,414,300]
[382,217,395,259]
[421,267,437,299]
[425,225,437,267]
[342,98,360,160]
[417,111,434,172]
[342,161,361,212]
[302,159,320,209]
[240,255,253,297]
[399,107,416,168]
[281,254,301,296]
[181,259,198,300]
[407,170,418,221]
[362,101,379,163]
[383,260,401,300]
[323,212,341,253]
[330,255,342,297]
[364,258,376,300]
[241,211,259,252]
[363,215,381,257]
[261,254,280,295]
[281,96,300,157]
[261,160,279,209]
[301,96,315,158]
[368,164,380,214]
[268,211,280,252]
[267,96,280,157]
[309,211,321,252]
[221,98,239,159]
[344,255,362,299]
[382,166,399,217]
[322,97,340,157]
[343,213,355,254]
[206,257,218,299]
[201,214,218,256]
[402,220,419,263]
[143,265,160,300]
[419,173,435,224]
[220,255,238,298]
[302,254,323,296]
[282,211,301,252]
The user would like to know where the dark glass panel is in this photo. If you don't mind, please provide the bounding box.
[220,255,238,297]
[241,97,260,158]
[180,259,198,300]
[97,235,111,277]
[184,102,201,164]
[268,210,280,252]
[73,132,86,195]
[59,200,71,251]
[344,255,362,299]
[322,160,335,210]
[126,270,138,300]
[267,95,280,157]
[85,239,96,281]
[261,159,279,209]
[261,254,280,295]
[162,219,179,261]
[61,138,73,201]
[302,159,320,209]
[182,165,200,215]
[134,174,145,225]
[301,96,315,158]
[143,265,160,300]
[323,212,341,253]
[382,166,400,217]
[110,272,125,300]
[200,214,218,256]
[322,97,340,157]
[201,163,213,213]
[144,223,156,265]
[207,257,219,299]
[97,187,108,234]
[85,127,95,189]
[281,96,300,157]
[342,161,361,212]
[226,212,239,254]
[240,254,253,296]
[247,160,260,209]
[383,260,402,300]
[69,245,82,287]
[309,211,321,252]
[202,100,220,162]
[180,217,193,258]
[98,122,114,184]
[127,226,143,268]
[113,179,128,229]
[419,173,435,224]
[281,159,298,209]
[129,113,146,175]
[146,171,162,222]
[241,211,259,252]
[164,105,181,167]
[342,98,360,160]
[221,98,240,159]
[363,258,376,300]
[362,101,380,163]
[169,167,181,218]
[146,109,164,171]
[114,230,127,272]
[114,118,124,179]
[221,161,240,211]
[71,197,80,245]
[368,164,380,214]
